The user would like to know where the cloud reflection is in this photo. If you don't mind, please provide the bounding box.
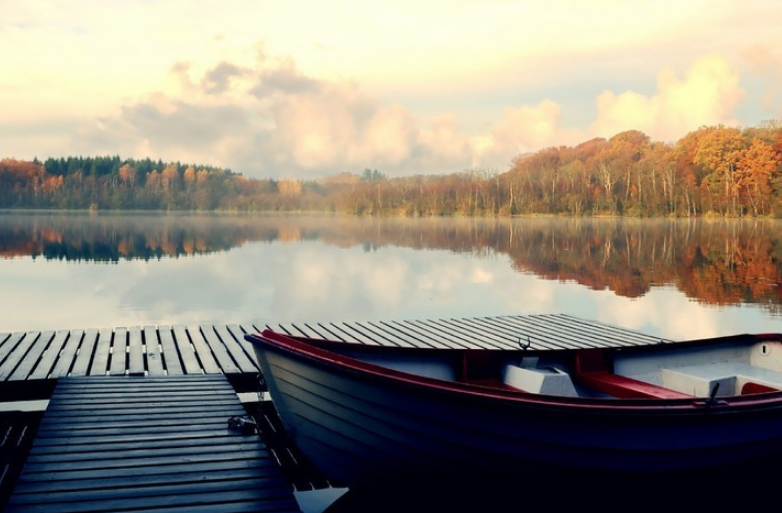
[2,215,782,341]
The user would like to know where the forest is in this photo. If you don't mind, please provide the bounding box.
[1,122,782,217]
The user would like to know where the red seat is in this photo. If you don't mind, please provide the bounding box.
[741,381,780,395]
[575,349,691,400]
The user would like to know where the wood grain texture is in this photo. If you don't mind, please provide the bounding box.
[7,374,301,513]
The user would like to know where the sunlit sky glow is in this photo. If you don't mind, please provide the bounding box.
[2,0,781,179]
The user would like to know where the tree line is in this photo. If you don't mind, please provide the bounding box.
[1,122,781,216]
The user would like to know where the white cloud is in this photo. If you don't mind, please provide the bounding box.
[3,1,781,176]
[64,51,758,179]
[589,55,746,142]
[474,100,565,169]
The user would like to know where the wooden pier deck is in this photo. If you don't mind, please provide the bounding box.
[0,314,671,394]
[0,314,679,512]
[5,374,302,513]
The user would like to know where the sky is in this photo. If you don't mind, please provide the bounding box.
[2,0,781,180]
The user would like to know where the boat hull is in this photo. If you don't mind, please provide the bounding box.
[248,332,782,487]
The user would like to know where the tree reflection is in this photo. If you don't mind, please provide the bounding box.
[1,213,781,310]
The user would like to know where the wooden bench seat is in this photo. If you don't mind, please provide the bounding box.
[576,371,692,399]
[575,349,691,400]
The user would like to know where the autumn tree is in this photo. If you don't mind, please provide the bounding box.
[638,142,677,215]
[694,126,745,216]
[118,164,137,189]
[737,138,777,215]
[183,166,196,195]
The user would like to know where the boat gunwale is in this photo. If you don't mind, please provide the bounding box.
[245,329,782,413]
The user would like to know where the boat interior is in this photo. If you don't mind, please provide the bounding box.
[342,336,782,399]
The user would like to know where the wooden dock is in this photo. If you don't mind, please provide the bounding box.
[0,314,670,392]
[5,374,303,513]
[0,314,677,512]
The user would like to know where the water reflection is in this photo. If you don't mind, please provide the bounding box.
[2,213,782,309]
[1,212,782,339]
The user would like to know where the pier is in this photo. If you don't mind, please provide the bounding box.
[0,314,669,390]
[5,375,302,513]
[0,314,672,511]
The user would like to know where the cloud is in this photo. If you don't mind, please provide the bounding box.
[408,116,470,171]
[474,100,568,170]
[589,55,746,142]
[251,56,321,97]
[5,0,782,179]
[741,43,782,116]
[72,52,486,178]
[202,62,248,95]
[70,49,753,180]
[349,104,418,167]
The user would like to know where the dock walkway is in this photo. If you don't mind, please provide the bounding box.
[5,374,302,513]
[0,314,671,392]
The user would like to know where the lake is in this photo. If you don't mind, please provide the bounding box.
[2,211,782,341]
[3,211,782,512]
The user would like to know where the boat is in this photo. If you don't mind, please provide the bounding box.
[244,328,782,489]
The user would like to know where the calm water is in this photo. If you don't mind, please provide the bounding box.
[2,211,782,340]
[3,211,782,512]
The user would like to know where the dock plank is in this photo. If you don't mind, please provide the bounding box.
[128,326,145,375]
[32,419,249,439]
[547,313,666,346]
[428,318,526,350]
[321,323,380,345]
[399,319,479,349]
[214,325,257,373]
[227,324,259,367]
[0,332,26,372]
[6,331,55,381]
[463,316,575,350]
[489,315,609,349]
[172,325,202,374]
[109,327,127,376]
[183,325,221,374]
[27,330,70,380]
[158,326,183,375]
[68,329,97,377]
[87,328,112,376]
[7,374,301,513]
[143,326,165,376]
[359,321,426,348]
[273,323,321,338]
[346,322,408,348]
[49,330,85,378]
[379,320,459,349]
[11,466,280,494]
[493,315,634,349]
[296,323,351,342]
[199,326,240,374]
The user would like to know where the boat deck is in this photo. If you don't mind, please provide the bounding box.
[4,374,303,513]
